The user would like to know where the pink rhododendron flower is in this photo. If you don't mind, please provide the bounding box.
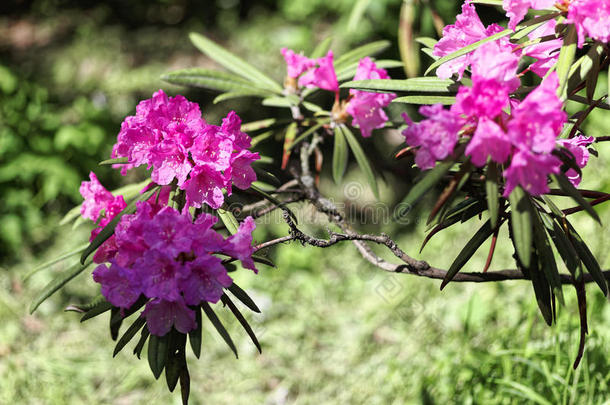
[557,135,595,186]
[346,57,396,137]
[507,73,566,154]
[503,149,561,196]
[503,0,556,30]
[465,117,512,166]
[567,0,610,48]
[524,20,562,76]
[433,2,505,79]
[299,51,339,93]
[80,172,118,222]
[470,41,521,93]
[402,104,465,170]
[281,48,315,78]
[93,204,258,336]
[453,78,511,120]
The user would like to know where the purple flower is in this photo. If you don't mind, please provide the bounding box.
[92,261,141,309]
[230,149,260,190]
[507,73,566,154]
[567,0,610,48]
[470,41,521,93]
[180,255,233,305]
[224,216,258,272]
[503,149,561,196]
[433,2,505,79]
[524,20,562,77]
[142,298,197,336]
[299,51,339,93]
[281,48,316,78]
[465,117,512,166]
[502,0,556,30]
[183,164,226,210]
[402,104,465,170]
[557,135,595,186]
[80,172,117,222]
[453,78,511,120]
[346,57,396,138]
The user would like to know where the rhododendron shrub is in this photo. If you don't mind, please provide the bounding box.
[30,2,610,403]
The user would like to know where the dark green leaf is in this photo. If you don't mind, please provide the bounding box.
[486,163,500,229]
[252,254,276,268]
[188,306,202,358]
[567,41,604,97]
[81,186,160,264]
[544,216,583,280]
[110,307,123,340]
[221,294,261,353]
[553,174,600,223]
[201,302,238,358]
[188,33,282,92]
[114,316,147,357]
[529,257,553,326]
[566,221,608,295]
[227,283,261,313]
[508,186,533,268]
[532,212,564,305]
[332,125,348,184]
[133,327,150,359]
[148,334,168,379]
[341,125,379,198]
[441,219,495,289]
[165,330,187,392]
[65,294,106,313]
[79,299,113,322]
[29,258,93,314]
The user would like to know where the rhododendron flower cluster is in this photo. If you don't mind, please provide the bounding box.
[404,37,571,196]
[346,57,396,138]
[502,0,555,30]
[282,49,339,93]
[92,202,257,336]
[557,135,595,186]
[111,90,259,209]
[566,0,610,47]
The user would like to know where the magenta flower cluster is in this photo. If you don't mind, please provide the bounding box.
[79,172,127,242]
[91,201,257,336]
[281,49,395,138]
[112,89,259,209]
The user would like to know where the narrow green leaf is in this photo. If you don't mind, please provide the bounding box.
[289,122,327,150]
[188,33,282,92]
[81,186,160,264]
[566,221,608,295]
[213,91,269,103]
[545,218,582,280]
[508,186,533,268]
[201,302,238,358]
[585,43,602,101]
[80,299,113,322]
[334,40,390,70]
[133,328,150,359]
[556,25,577,100]
[532,211,564,305]
[486,163,500,229]
[99,157,128,165]
[65,294,106,313]
[341,125,379,198]
[415,37,438,49]
[567,43,605,98]
[189,306,202,358]
[218,208,239,235]
[332,125,349,184]
[148,334,168,379]
[241,118,278,132]
[221,294,262,353]
[396,160,454,220]
[165,330,186,392]
[341,77,460,93]
[227,283,261,313]
[529,258,553,326]
[110,307,123,341]
[392,95,456,105]
[113,316,147,357]
[311,37,333,58]
[441,219,495,289]
[29,258,93,314]
[25,243,89,281]
[553,174,600,223]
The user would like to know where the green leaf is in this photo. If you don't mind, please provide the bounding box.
[441,219,494,289]
[218,208,239,235]
[289,121,328,150]
[79,299,113,322]
[81,186,160,264]
[556,25,577,100]
[311,37,333,58]
[241,118,278,132]
[545,218,582,280]
[392,95,456,105]
[99,157,128,165]
[336,60,404,82]
[24,243,89,281]
[532,212,564,305]
[585,43,603,101]
[148,334,168,379]
[188,306,202,358]
[162,68,273,95]
[29,258,93,314]
[415,37,438,49]
[347,0,372,32]
[334,40,390,70]
[553,173,600,223]
[508,186,533,268]
[221,294,261,353]
[201,302,238,358]
[113,316,147,357]
[341,77,460,93]
[341,125,379,199]
[486,163,500,229]
[566,43,605,97]
[227,283,261,313]
[213,91,270,103]
[395,160,454,220]
[188,33,282,92]
[566,221,608,295]
[133,328,150,359]
[110,307,123,341]
[261,96,322,112]
[397,0,417,77]
[65,294,106,313]
[165,330,186,392]
[529,257,553,326]
[332,125,348,184]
